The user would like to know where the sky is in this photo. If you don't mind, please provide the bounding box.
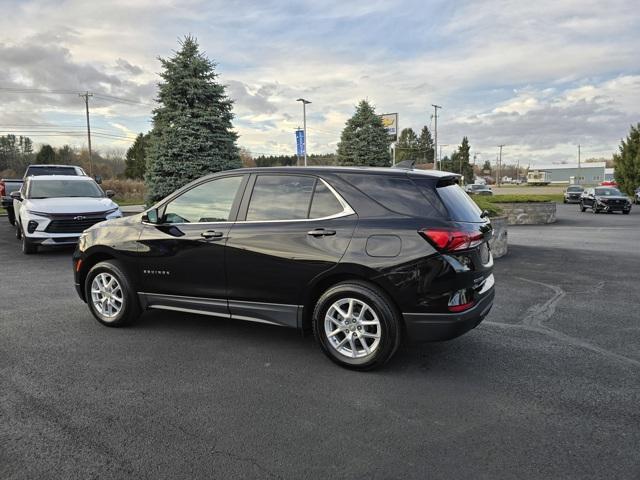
[0,0,639,166]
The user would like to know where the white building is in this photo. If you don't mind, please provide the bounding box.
[529,162,606,184]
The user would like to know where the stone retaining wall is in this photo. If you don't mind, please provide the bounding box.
[489,216,508,258]
[497,202,556,225]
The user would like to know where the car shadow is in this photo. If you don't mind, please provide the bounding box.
[131,308,484,373]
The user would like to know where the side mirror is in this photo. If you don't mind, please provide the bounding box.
[94,175,102,184]
[143,208,160,224]
[9,191,22,201]
[105,190,115,198]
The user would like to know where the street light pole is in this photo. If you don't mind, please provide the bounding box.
[297,98,311,166]
[497,144,505,186]
[431,104,441,170]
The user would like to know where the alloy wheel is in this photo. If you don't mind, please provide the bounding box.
[324,298,381,359]
[91,272,124,319]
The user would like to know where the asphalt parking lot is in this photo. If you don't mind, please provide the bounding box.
[1,204,639,479]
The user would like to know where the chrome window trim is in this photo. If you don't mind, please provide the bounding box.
[144,176,356,227]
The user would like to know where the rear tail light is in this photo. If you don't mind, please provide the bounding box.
[419,228,484,252]
[0,181,5,197]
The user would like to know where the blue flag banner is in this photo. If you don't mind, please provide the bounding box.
[296,129,306,157]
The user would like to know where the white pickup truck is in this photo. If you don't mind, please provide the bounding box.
[0,164,87,225]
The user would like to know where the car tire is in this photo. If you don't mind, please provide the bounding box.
[85,260,141,327]
[623,210,630,215]
[563,198,567,203]
[580,202,586,212]
[312,281,402,370]
[21,228,37,254]
[592,205,599,214]
[7,209,15,226]
[15,221,22,240]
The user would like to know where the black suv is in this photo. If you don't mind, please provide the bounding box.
[580,187,632,214]
[73,167,495,369]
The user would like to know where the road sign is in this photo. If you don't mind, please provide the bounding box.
[295,129,305,157]
[379,113,398,141]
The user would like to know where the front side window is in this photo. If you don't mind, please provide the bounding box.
[163,176,243,224]
[246,175,315,221]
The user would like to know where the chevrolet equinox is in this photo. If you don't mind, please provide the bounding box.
[73,166,495,370]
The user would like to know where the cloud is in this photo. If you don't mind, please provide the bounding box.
[0,0,638,159]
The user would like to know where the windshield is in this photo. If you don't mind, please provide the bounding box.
[595,188,623,196]
[470,185,487,190]
[29,179,103,199]
[567,186,583,192]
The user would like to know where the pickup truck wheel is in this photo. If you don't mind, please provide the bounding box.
[85,260,140,327]
[313,281,401,371]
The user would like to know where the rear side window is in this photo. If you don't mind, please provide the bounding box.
[435,179,484,223]
[340,173,444,217]
[309,181,343,218]
[246,175,315,221]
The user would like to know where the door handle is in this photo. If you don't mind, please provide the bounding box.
[201,230,224,239]
[307,228,336,237]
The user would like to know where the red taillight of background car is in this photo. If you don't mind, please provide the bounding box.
[0,181,5,197]
[418,228,484,252]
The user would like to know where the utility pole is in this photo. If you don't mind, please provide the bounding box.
[497,144,505,186]
[578,144,581,185]
[431,104,442,170]
[79,91,94,176]
[296,98,311,166]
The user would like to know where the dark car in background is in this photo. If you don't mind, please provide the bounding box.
[563,185,584,203]
[580,187,632,214]
[72,166,495,370]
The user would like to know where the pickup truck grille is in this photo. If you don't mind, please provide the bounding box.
[45,216,105,233]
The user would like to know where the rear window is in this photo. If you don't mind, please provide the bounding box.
[340,173,445,217]
[27,166,77,176]
[435,179,484,223]
[567,186,583,192]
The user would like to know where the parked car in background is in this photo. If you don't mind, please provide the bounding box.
[563,185,584,203]
[600,180,618,187]
[634,187,640,205]
[464,184,493,196]
[73,166,495,370]
[1,164,87,225]
[580,187,631,214]
[12,175,121,254]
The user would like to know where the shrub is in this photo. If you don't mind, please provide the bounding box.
[102,179,145,203]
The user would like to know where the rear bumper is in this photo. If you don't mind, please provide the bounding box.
[402,286,495,342]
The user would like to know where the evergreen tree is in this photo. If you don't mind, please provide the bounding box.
[456,136,474,183]
[145,36,241,203]
[336,100,391,167]
[417,125,435,164]
[482,160,491,173]
[125,133,150,179]
[395,128,419,162]
[613,123,640,194]
[36,144,56,164]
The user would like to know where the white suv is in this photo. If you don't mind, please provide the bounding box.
[12,175,122,254]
